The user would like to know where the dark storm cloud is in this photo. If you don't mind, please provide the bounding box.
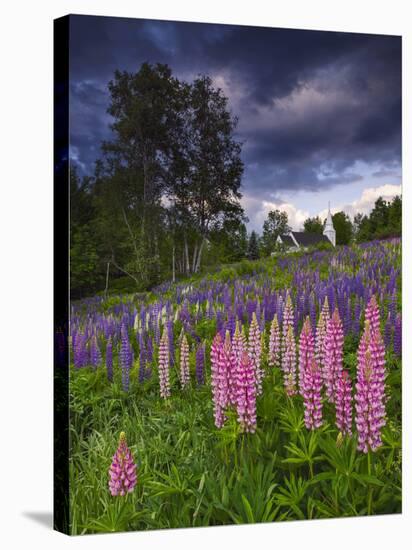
[68,14,401,198]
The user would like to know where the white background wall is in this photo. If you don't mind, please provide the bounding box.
[0,1,410,548]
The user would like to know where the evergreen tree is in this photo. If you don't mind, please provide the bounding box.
[247,231,260,260]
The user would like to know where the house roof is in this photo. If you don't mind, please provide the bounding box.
[279,232,330,247]
[291,232,330,246]
[279,234,295,246]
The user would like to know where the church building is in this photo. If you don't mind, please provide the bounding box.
[276,204,336,252]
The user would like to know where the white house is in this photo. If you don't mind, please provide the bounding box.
[275,204,336,252]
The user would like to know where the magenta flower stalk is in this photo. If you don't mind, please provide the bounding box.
[235,351,257,433]
[365,294,381,335]
[210,333,228,428]
[158,328,171,399]
[323,308,344,403]
[281,325,297,396]
[298,317,315,396]
[315,297,329,372]
[248,312,263,395]
[179,333,190,389]
[108,432,137,496]
[354,321,387,453]
[224,330,237,406]
[335,370,352,436]
[302,358,323,430]
[268,314,281,368]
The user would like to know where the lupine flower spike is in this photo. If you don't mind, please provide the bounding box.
[302,358,323,430]
[335,370,352,436]
[179,333,190,389]
[282,325,297,396]
[268,314,281,368]
[158,328,171,399]
[248,312,263,395]
[323,308,344,403]
[108,432,137,496]
[299,317,315,396]
[235,351,257,433]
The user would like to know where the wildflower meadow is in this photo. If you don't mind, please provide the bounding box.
[68,238,402,534]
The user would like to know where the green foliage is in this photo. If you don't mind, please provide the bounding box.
[261,210,291,256]
[332,211,353,245]
[303,215,324,234]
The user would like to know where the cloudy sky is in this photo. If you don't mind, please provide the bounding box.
[69,15,401,231]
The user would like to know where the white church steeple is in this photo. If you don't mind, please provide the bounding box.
[323,202,336,246]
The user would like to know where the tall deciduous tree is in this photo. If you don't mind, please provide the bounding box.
[332,211,353,245]
[261,210,291,256]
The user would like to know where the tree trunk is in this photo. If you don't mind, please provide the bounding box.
[192,242,198,273]
[172,245,176,283]
[184,235,190,274]
[195,237,206,273]
[104,261,110,298]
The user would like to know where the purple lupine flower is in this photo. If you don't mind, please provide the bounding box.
[210,333,228,429]
[90,334,102,369]
[167,319,175,366]
[335,370,352,436]
[299,317,315,396]
[281,325,297,396]
[158,328,171,399]
[108,432,137,496]
[179,333,190,389]
[394,313,402,357]
[248,312,263,395]
[384,313,393,349]
[106,336,113,382]
[354,321,386,452]
[235,351,257,433]
[268,314,281,368]
[73,331,87,368]
[195,342,205,385]
[323,309,344,403]
[120,325,132,392]
[302,358,323,430]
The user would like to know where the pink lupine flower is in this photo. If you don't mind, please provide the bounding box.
[282,293,294,353]
[179,333,190,389]
[354,321,386,453]
[323,308,344,403]
[108,432,137,496]
[365,295,381,335]
[235,351,257,433]
[233,321,245,363]
[335,370,352,436]
[268,314,281,368]
[299,317,315,395]
[281,325,297,396]
[224,330,237,406]
[210,333,228,428]
[248,312,263,395]
[315,297,330,372]
[158,328,171,399]
[302,358,323,430]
